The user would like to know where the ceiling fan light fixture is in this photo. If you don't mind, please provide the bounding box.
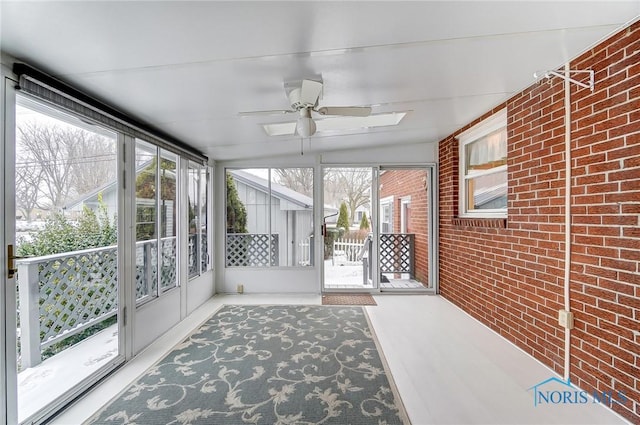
[296,108,316,137]
[296,116,316,137]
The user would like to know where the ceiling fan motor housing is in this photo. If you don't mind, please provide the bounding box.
[241,79,374,137]
[288,87,316,110]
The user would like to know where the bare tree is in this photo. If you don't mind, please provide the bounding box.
[322,169,342,209]
[336,168,371,224]
[17,122,74,208]
[322,168,371,225]
[15,161,43,221]
[16,121,116,209]
[67,131,117,192]
[273,168,313,197]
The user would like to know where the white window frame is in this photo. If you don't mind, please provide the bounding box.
[379,196,394,233]
[457,109,507,218]
[187,161,211,280]
[224,167,315,268]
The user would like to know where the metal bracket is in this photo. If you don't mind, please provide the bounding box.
[533,69,595,91]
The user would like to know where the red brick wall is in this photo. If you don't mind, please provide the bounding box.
[439,21,639,422]
[379,169,429,283]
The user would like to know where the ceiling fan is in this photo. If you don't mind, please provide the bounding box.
[239,79,372,137]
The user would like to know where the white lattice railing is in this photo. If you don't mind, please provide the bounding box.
[225,233,279,267]
[16,237,177,369]
[361,233,415,283]
[379,233,415,275]
[188,234,208,278]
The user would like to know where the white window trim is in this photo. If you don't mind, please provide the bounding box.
[379,195,394,233]
[457,109,507,218]
[380,196,394,205]
[400,196,411,233]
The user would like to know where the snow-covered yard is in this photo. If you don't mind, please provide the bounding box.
[323,259,370,288]
[323,259,425,290]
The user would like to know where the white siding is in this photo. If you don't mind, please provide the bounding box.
[235,180,312,266]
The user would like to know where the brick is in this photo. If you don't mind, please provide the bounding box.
[588,161,621,173]
[590,138,625,153]
[609,98,640,117]
[586,183,620,194]
[605,192,640,203]
[609,120,640,137]
[587,226,620,237]
[618,272,640,285]
[624,156,640,168]
[598,299,634,318]
[593,92,628,112]
[619,295,640,310]
[439,20,640,424]
[597,278,636,296]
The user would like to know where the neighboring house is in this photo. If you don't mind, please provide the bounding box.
[379,169,429,283]
[229,170,317,266]
[65,180,118,219]
[353,205,369,228]
[66,160,176,238]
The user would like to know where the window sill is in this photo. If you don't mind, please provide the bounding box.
[452,217,507,228]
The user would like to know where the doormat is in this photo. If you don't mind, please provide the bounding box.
[322,293,377,306]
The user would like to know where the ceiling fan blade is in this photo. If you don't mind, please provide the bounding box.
[238,109,295,117]
[316,106,372,117]
[300,79,323,106]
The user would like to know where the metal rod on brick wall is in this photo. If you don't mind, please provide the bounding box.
[563,62,572,382]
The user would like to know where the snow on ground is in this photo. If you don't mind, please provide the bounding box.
[324,259,368,287]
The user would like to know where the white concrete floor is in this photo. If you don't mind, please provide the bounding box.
[50,294,628,425]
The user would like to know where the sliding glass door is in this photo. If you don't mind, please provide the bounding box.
[321,167,376,291]
[6,93,125,424]
[321,165,437,293]
[378,167,434,291]
[2,75,17,425]
[2,73,213,424]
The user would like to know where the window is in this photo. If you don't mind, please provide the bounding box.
[159,151,177,291]
[188,162,211,278]
[380,196,393,234]
[226,168,314,267]
[458,109,507,217]
[135,141,179,302]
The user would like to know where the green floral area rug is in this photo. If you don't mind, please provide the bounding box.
[87,305,409,425]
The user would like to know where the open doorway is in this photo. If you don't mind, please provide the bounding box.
[378,167,431,290]
[321,165,436,293]
[321,167,375,291]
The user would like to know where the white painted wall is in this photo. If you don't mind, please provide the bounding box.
[186,270,215,314]
[320,142,437,164]
[134,289,181,353]
[220,268,318,293]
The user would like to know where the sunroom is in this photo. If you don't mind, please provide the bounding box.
[1,2,639,424]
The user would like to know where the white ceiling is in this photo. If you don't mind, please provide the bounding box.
[1,1,639,161]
